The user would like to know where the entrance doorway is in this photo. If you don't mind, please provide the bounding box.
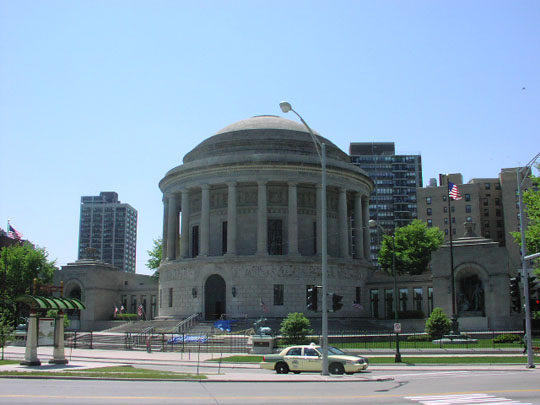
[205,274,226,320]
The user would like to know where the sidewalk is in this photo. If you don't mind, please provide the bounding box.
[0,345,537,382]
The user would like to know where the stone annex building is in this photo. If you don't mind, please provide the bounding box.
[157,115,375,321]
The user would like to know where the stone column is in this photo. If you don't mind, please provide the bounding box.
[315,184,322,255]
[362,196,371,260]
[354,192,364,259]
[288,183,299,255]
[256,181,268,255]
[226,182,237,256]
[180,190,190,258]
[166,193,178,260]
[200,185,210,257]
[161,197,169,261]
[338,188,350,258]
[21,310,40,366]
[49,311,68,364]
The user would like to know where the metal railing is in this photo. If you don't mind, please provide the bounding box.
[176,313,201,334]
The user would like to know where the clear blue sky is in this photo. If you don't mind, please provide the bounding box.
[1,1,538,275]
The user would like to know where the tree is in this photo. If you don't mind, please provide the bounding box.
[0,242,56,324]
[425,307,451,340]
[512,165,540,272]
[378,219,444,276]
[279,312,313,345]
[146,238,163,278]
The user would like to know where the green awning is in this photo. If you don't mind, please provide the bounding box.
[15,295,86,311]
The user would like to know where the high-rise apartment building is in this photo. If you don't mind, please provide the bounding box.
[417,170,529,270]
[349,142,423,264]
[78,192,138,273]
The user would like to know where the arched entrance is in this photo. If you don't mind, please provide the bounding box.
[205,274,226,320]
[65,284,83,327]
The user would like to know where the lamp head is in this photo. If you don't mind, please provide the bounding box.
[279,101,292,113]
[368,220,377,228]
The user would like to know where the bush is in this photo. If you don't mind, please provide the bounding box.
[280,312,313,345]
[115,313,139,321]
[493,334,523,344]
[425,307,451,340]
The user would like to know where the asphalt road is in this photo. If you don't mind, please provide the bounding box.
[1,368,539,404]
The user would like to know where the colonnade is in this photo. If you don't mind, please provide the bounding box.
[162,182,371,261]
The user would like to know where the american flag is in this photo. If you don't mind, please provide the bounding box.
[448,182,462,200]
[137,304,144,317]
[7,222,23,240]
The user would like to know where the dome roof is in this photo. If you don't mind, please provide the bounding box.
[183,115,350,164]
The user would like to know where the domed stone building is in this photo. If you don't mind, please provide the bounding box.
[157,115,374,320]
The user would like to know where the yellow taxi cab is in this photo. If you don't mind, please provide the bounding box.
[260,343,369,375]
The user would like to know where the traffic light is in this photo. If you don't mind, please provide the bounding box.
[529,276,539,311]
[509,275,521,313]
[530,298,540,312]
[331,293,343,312]
[307,286,318,312]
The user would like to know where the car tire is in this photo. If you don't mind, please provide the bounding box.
[293,371,301,374]
[275,362,289,374]
[329,363,344,375]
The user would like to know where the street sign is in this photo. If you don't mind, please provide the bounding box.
[394,323,402,333]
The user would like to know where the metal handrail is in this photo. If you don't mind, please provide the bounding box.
[175,313,201,333]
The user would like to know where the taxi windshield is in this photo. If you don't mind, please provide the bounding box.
[327,346,346,355]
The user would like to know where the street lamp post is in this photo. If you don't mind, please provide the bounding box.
[369,219,402,362]
[279,101,329,376]
[517,151,540,369]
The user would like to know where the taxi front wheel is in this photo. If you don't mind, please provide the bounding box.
[329,363,344,375]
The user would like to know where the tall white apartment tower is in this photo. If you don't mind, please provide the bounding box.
[78,191,138,273]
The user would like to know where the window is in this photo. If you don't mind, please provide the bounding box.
[495,198,501,206]
[484,220,490,228]
[273,284,284,306]
[413,288,423,312]
[192,225,199,257]
[485,231,491,238]
[304,348,319,357]
[444,217,448,224]
[399,288,408,312]
[151,295,157,319]
[466,205,471,213]
[497,220,503,228]
[384,289,393,319]
[483,198,488,206]
[427,219,433,227]
[465,194,471,201]
[168,288,173,307]
[496,209,501,217]
[442,195,447,202]
[451,206,455,213]
[121,294,127,311]
[484,209,489,217]
[453,228,456,235]
[466,216,472,222]
[306,285,315,306]
[370,289,379,318]
[445,229,449,235]
[485,183,491,190]
[428,288,434,315]
[444,206,448,213]
[427,208,432,216]
[222,221,227,255]
[268,219,283,255]
[426,197,432,205]
[159,289,162,308]
[355,287,361,305]
[452,217,456,223]
[287,347,302,356]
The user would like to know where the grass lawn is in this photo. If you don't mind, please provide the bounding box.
[0,365,207,379]
[0,360,19,365]
[214,355,540,365]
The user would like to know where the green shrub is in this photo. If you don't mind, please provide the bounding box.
[425,307,451,340]
[493,333,523,344]
[279,312,313,345]
[115,313,139,321]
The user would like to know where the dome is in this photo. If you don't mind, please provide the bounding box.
[183,115,350,164]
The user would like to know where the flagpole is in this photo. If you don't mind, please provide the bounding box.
[446,177,459,335]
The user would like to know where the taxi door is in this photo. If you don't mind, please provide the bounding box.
[301,347,322,371]
[283,347,303,371]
